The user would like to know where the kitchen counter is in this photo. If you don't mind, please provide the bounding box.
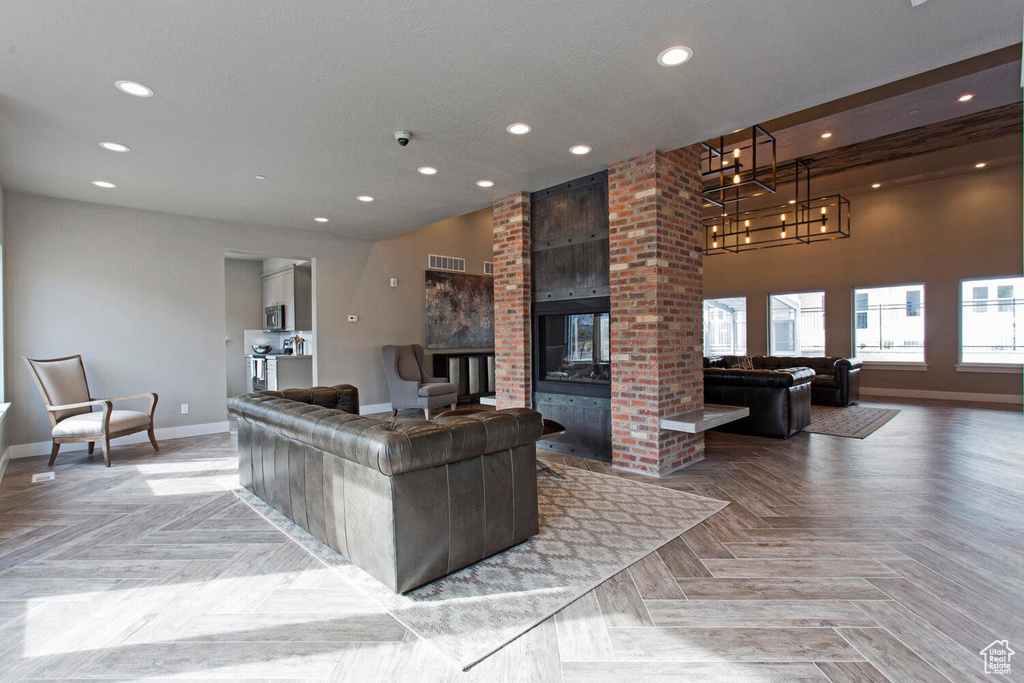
[245,354,313,359]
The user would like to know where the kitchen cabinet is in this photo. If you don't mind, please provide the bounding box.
[261,265,312,331]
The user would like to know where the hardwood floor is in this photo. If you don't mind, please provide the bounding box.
[0,399,1021,682]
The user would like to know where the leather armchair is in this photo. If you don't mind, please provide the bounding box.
[229,388,544,593]
[24,355,159,467]
[704,367,814,438]
[382,344,458,418]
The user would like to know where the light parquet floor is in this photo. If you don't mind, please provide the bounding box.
[0,399,1021,682]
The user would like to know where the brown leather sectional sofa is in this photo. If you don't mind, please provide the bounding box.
[229,385,544,593]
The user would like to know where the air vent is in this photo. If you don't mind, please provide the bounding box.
[484,261,494,275]
[428,254,466,272]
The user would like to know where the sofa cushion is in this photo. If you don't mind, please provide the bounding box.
[53,410,150,437]
[418,382,456,397]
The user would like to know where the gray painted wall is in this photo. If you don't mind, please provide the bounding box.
[224,259,264,397]
[3,192,493,447]
[705,163,1023,398]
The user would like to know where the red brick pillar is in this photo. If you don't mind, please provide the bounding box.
[608,146,705,475]
[492,192,532,409]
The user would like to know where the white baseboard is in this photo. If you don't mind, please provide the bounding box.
[860,387,1023,405]
[0,449,9,484]
[359,402,392,416]
[7,421,231,460]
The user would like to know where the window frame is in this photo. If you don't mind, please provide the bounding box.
[850,282,928,368]
[956,275,1024,373]
[767,289,827,358]
[702,295,748,357]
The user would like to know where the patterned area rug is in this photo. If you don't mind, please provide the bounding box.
[232,462,727,670]
[804,405,900,438]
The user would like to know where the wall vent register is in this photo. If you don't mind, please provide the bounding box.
[428,254,466,272]
[484,261,494,275]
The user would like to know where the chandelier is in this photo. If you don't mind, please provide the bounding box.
[703,147,851,254]
[701,125,776,208]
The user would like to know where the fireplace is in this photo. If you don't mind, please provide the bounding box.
[534,298,611,397]
[532,297,613,462]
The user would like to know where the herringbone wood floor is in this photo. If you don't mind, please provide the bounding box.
[0,399,1021,682]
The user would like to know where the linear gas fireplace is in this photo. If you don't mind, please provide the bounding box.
[534,298,611,396]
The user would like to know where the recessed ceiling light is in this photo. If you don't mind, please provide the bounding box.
[91,180,116,188]
[314,217,329,223]
[820,132,833,139]
[788,199,796,204]
[99,141,130,152]
[958,93,974,102]
[975,162,986,168]
[506,123,532,135]
[114,80,154,97]
[356,195,374,202]
[871,183,881,189]
[657,46,693,67]
[908,109,919,114]
[476,179,495,188]
[417,166,438,175]
[254,175,267,180]
[569,145,592,155]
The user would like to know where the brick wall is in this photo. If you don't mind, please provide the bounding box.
[492,192,532,409]
[607,146,705,475]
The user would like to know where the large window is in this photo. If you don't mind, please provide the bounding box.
[703,297,746,356]
[769,291,825,356]
[853,284,925,362]
[961,276,1024,365]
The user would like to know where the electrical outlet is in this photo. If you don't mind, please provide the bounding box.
[348,315,358,323]
[31,472,56,483]
[389,278,399,288]
[181,403,189,415]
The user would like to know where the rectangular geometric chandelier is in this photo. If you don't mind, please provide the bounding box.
[704,158,851,254]
[701,125,777,208]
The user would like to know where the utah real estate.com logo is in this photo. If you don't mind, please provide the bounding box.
[981,640,1014,675]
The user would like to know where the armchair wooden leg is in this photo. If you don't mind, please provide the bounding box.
[48,442,60,467]
[101,436,111,467]
[148,427,160,452]
[392,408,398,417]
[87,442,95,455]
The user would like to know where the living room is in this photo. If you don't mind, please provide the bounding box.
[0,3,1022,682]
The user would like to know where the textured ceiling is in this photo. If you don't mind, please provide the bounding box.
[0,1,1021,240]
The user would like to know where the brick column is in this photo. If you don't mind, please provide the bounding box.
[492,192,532,409]
[608,146,704,476]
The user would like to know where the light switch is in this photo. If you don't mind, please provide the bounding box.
[348,315,358,323]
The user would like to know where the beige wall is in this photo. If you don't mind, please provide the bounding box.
[705,163,1023,399]
[3,192,493,448]
[224,259,264,397]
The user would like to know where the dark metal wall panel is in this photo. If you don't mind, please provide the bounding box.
[530,173,610,303]
[532,240,610,302]
[533,392,612,462]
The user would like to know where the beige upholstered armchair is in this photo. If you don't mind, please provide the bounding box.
[24,355,159,467]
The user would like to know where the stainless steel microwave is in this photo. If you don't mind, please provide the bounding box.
[264,304,286,331]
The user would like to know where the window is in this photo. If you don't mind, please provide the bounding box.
[769,291,825,356]
[855,292,869,330]
[961,276,1024,365]
[853,284,925,362]
[703,297,746,356]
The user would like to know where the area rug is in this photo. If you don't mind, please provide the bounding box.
[804,405,900,439]
[231,462,727,670]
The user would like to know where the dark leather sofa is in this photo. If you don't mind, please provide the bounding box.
[711,355,862,407]
[228,385,544,594]
[703,366,814,438]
